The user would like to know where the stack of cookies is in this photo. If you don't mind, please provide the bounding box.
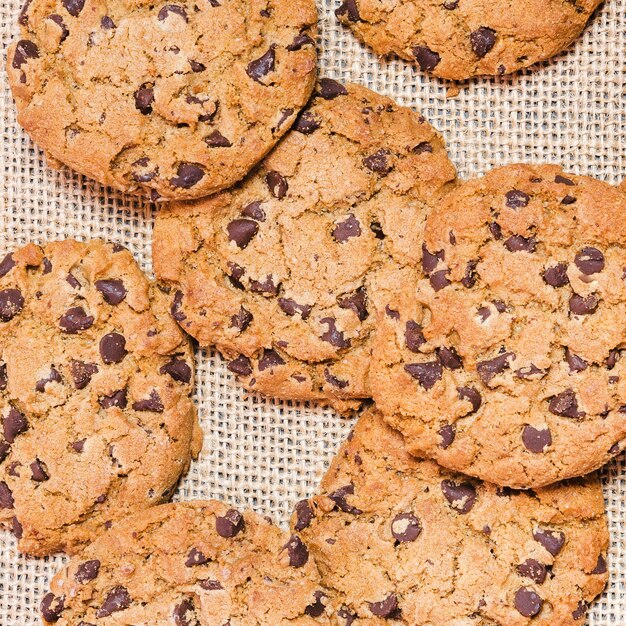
[1,0,619,622]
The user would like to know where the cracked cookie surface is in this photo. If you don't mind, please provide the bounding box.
[41,500,331,624]
[153,80,456,411]
[370,163,626,488]
[335,0,602,80]
[0,239,201,556]
[292,408,608,625]
[7,0,317,200]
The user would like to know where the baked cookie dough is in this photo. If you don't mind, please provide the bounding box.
[153,80,456,411]
[41,500,331,624]
[370,164,626,488]
[335,0,603,80]
[7,0,317,199]
[292,408,609,625]
[0,239,201,556]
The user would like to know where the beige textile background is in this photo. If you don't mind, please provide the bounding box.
[0,0,625,621]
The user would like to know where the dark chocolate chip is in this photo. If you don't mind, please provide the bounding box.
[173,597,198,626]
[227,219,258,249]
[514,364,545,379]
[0,442,9,464]
[565,348,587,372]
[293,111,321,134]
[543,262,569,287]
[561,195,576,205]
[96,586,131,618]
[265,170,288,198]
[337,606,357,625]
[606,349,620,370]
[489,222,502,239]
[59,306,93,333]
[320,317,350,348]
[132,390,164,412]
[422,243,444,273]
[247,47,275,82]
[391,512,421,542]
[134,84,154,115]
[592,554,607,574]
[440,480,476,513]
[0,482,14,508]
[548,388,584,418]
[412,46,440,71]
[338,288,368,321]
[404,320,425,352]
[0,253,15,278]
[230,306,253,331]
[35,367,62,392]
[160,358,192,383]
[258,348,285,371]
[436,346,462,370]
[205,130,232,148]
[324,368,348,389]
[505,189,530,208]
[283,534,309,567]
[504,235,536,253]
[0,362,6,390]
[227,355,252,376]
[412,141,433,155]
[335,0,360,21]
[476,352,514,385]
[30,458,49,481]
[158,3,187,19]
[61,0,84,15]
[241,201,265,221]
[533,527,565,556]
[522,425,552,453]
[249,275,278,295]
[517,558,547,584]
[216,508,244,537]
[171,290,186,320]
[294,500,314,531]
[75,559,101,583]
[572,601,587,620]
[514,587,543,617]
[170,163,205,188]
[430,269,451,291]
[305,591,327,617]
[287,32,315,51]
[470,27,496,58]
[317,78,348,99]
[461,259,478,288]
[458,386,482,413]
[569,293,598,315]
[332,214,361,242]
[555,174,575,186]
[99,333,127,364]
[574,247,604,275]
[189,59,205,72]
[404,361,442,390]
[363,149,392,174]
[12,40,39,69]
[438,424,456,448]
[185,547,209,567]
[101,14,115,28]
[70,360,98,389]
[0,289,24,322]
[199,579,223,590]
[99,389,127,410]
[329,484,362,514]
[278,298,311,319]
[369,594,398,617]
[370,221,385,239]
[3,407,28,443]
[95,279,126,305]
[41,593,65,622]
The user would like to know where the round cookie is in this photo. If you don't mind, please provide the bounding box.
[370,163,626,488]
[0,239,201,556]
[153,80,456,411]
[335,0,602,80]
[7,0,317,200]
[41,500,331,624]
[292,408,609,625]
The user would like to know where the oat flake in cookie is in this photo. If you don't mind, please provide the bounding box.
[292,408,608,625]
[41,500,331,624]
[335,0,602,80]
[7,0,317,200]
[153,80,456,411]
[0,240,201,556]
[371,163,626,488]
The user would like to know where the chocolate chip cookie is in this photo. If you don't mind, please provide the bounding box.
[0,239,201,556]
[370,163,626,488]
[41,500,331,624]
[336,0,602,80]
[292,408,609,624]
[153,80,456,411]
[7,0,317,200]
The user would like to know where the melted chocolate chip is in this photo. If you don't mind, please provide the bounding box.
[287,32,315,51]
[241,201,265,221]
[215,508,244,538]
[461,259,478,288]
[336,0,360,21]
[134,84,154,115]
[99,332,127,364]
[504,235,536,253]
[422,243,444,273]
[430,269,451,291]
[0,289,24,322]
[230,306,253,332]
[404,320,425,352]
[205,130,232,148]
[0,363,6,390]
[412,46,441,71]
[565,348,587,372]
[172,597,197,626]
[574,247,604,275]
[158,4,187,20]
[543,262,569,287]
[95,279,126,305]
[572,601,587,620]
[592,554,607,574]
[0,482,14,508]
[101,15,115,28]
[317,78,348,99]
[440,480,476,513]
[436,346,462,370]
[0,253,15,278]
[96,586,131,618]
[3,407,28,443]
[185,547,209,567]
[332,214,361,242]
[247,47,275,82]
[249,275,278,295]
[470,27,496,58]
[227,219,258,249]
[324,368,348,389]
[35,367,62,392]
[404,361,442,390]
[522,425,552,453]
[305,591,328,617]
[189,59,205,72]
[12,40,39,69]
[99,389,127,410]
[338,288,368,321]
[391,512,421,542]
[30,458,49,481]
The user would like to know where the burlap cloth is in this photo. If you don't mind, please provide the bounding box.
[0,0,625,622]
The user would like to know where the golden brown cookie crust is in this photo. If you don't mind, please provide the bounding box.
[153,80,456,410]
[292,408,609,625]
[41,500,331,624]
[336,0,603,80]
[7,0,318,199]
[371,163,626,488]
[0,239,201,556]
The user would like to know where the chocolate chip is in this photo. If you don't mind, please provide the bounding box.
[0,482,14,508]
[205,130,232,148]
[173,597,198,626]
[324,368,348,389]
[440,480,476,513]
[0,442,9,464]
[412,46,440,71]
[317,78,348,99]
[132,390,164,412]
[514,587,543,617]
[363,149,392,174]
[404,361,442,390]
[572,601,587,620]
[12,39,39,70]
[293,111,321,134]
[461,259,478,288]
[369,594,398,617]
[561,195,576,205]
[543,262,569,287]
[476,352,513,385]
[71,361,99,389]
[265,170,288,198]
[99,389,127,410]
[75,559,101,583]
[249,275,278,295]
[574,247,604,275]
[430,269,451,291]
[329,484,362,514]
[522,425,552,453]
[199,579,223,590]
[227,218,258,249]
[533,527,565,556]
[95,279,127,305]
[592,554,607,574]
[134,84,154,114]
[160,358,192,383]
[514,364,545,379]
[100,332,127,364]
[35,367,62,392]
[61,0,84,15]
[404,320,426,352]
[258,348,285,371]
[336,0,360,21]
[96,586,131,617]
[59,306,94,333]
[549,388,584,418]
[458,386,482,413]
[294,500,314,531]
[3,407,28,443]
[185,547,209,566]
[569,293,598,315]
[287,32,315,51]
[30,458,49,482]
[338,288,368,321]
[278,298,311,319]
[370,221,385,239]
[412,141,433,155]
[337,606,357,625]
[66,274,80,289]
[517,558,547,584]
[488,222,502,240]
[436,346,462,370]
[171,290,186,321]
[0,289,24,322]
[305,591,328,617]
[41,593,65,622]
[11,516,22,539]
[555,174,575,186]
[504,235,536,253]
[0,253,15,278]
[565,348,587,372]
[101,15,115,28]
[0,363,6,391]
[170,163,205,188]
[158,4,187,20]
[391,512,421,542]
[241,201,265,221]
[470,27,496,58]
[385,304,399,319]
[606,349,620,369]
[216,508,244,537]
[189,59,205,72]
[320,317,350,348]
[229,306,253,332]
[438,424,456,448]
[332,214,361,243]
[18,0,32,26]
[422,243,444,273]
[247,47,275,82]
[505,190,530,208]
[227,355,252,376]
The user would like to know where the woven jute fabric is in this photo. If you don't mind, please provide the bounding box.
[1,0,625,621]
